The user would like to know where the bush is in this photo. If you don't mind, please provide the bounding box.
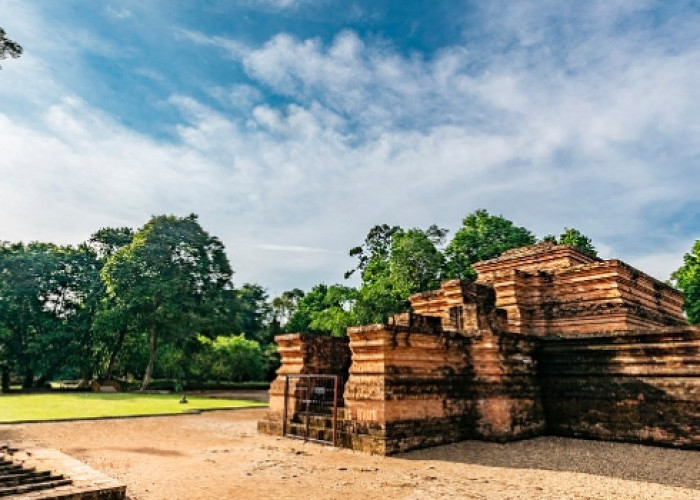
[190,334,265,382]
[210,335,264,382]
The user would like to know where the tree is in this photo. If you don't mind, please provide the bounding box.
[287,284,358,336]
[444,210,535,281]
[389,228,446,297]
[207,334,264,382]
[54,244,105,383]
[0,242,101,387]
[100,214,234,390]
[542,228,598,257]
[345,224,447,325]
[270,288,305,327]
[233,283,272,344]
[89,227,135,259]
[345,224,402,280]
[671,240,700,324]
[85,227,136,380]
[0,27,22,68]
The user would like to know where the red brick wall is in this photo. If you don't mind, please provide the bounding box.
[539,326,700,449]
[343,319,544,454]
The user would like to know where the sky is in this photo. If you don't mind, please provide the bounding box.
[1,0,699,296]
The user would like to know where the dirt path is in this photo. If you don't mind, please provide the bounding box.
[1,408,698,499]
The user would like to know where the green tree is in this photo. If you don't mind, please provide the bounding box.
[0,27,22,68]
[345,224,401,280]
[444,210,535,281]
[233,283,272,344]
[197,334,264,382]
[89,227,135,259]
[542,228,598,257]
[0,242,101,387]
[389,228,446,297]
[56,244,105,382]
[270,288,304,327]
[101,214,234,390]
[346,224,447,325]
[88,227,136,379]
[287,284,358,337]
[671,240,700,324]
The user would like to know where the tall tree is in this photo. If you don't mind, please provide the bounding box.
[444,210,535,281]
[0,242,100,387]
[101,214,234,390]
[542,228,598,257]
[671,240,700,324]
[287,284,358,337]
[89,227,135,259]
[87,226,136,379]
[53,244,104,383]
[345,224,402,280]
[271,288,305,327]
[346,224,447,325]
[233,283,271,344]
[0,27,22,68]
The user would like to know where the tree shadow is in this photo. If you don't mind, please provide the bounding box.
[400,328,700,492]
[399,435,700,490]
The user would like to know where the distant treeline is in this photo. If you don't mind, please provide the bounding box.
[1,210,696,391]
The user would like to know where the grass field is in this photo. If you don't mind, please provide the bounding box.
[0,393,267,423]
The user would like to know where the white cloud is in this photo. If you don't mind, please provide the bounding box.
[2,1,699,295]
[104,6,133,19]
[239,0,318,10]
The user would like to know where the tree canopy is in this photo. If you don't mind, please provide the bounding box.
[0,27,22,67]
[344,224,448,325]
[286,284,358,337]
[542,227,598,257]
[0,210,617,389]
[671,240,700,324]
[0,242,101,388]
[444,210,536,281]
[100,214,234,389]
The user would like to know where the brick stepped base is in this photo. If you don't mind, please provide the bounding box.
[0,446,72,498]
[0,442,126,499]
[258,414,339,444]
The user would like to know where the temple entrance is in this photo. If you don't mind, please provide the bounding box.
[282,374,341,446]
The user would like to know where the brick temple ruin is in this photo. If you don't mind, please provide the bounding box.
[258,242,700,454]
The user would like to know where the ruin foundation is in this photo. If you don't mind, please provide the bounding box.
[258,243,699,454]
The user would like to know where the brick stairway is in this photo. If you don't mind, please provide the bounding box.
[0,442,126,499]
[0,445,72,497]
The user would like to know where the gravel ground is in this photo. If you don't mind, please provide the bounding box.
[1,407,698,500]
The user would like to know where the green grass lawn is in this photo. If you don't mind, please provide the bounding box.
[0,393,267,423]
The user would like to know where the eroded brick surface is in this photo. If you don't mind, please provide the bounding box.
[259,243,699,455]
[0,442,125,499]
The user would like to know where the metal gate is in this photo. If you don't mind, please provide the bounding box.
[282,374,340,446]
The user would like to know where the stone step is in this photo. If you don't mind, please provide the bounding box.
[0,470,56,486]
[285,422,337,442]
[289,414,335,427]
[0,464,24,474]
[0,478,73,497]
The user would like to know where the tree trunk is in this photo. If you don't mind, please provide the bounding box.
[1,366,9,392]
[106,329,127,380]
[22,365,34,389]
[141,326,158,390]
[36,354,70,387]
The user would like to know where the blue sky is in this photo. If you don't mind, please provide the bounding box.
[1,0,699,295]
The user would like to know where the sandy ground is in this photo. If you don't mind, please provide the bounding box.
[1,404,699,500]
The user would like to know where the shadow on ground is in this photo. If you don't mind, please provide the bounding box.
[400,436,700,491]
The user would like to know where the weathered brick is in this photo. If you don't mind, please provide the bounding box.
[259,243,699,455]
